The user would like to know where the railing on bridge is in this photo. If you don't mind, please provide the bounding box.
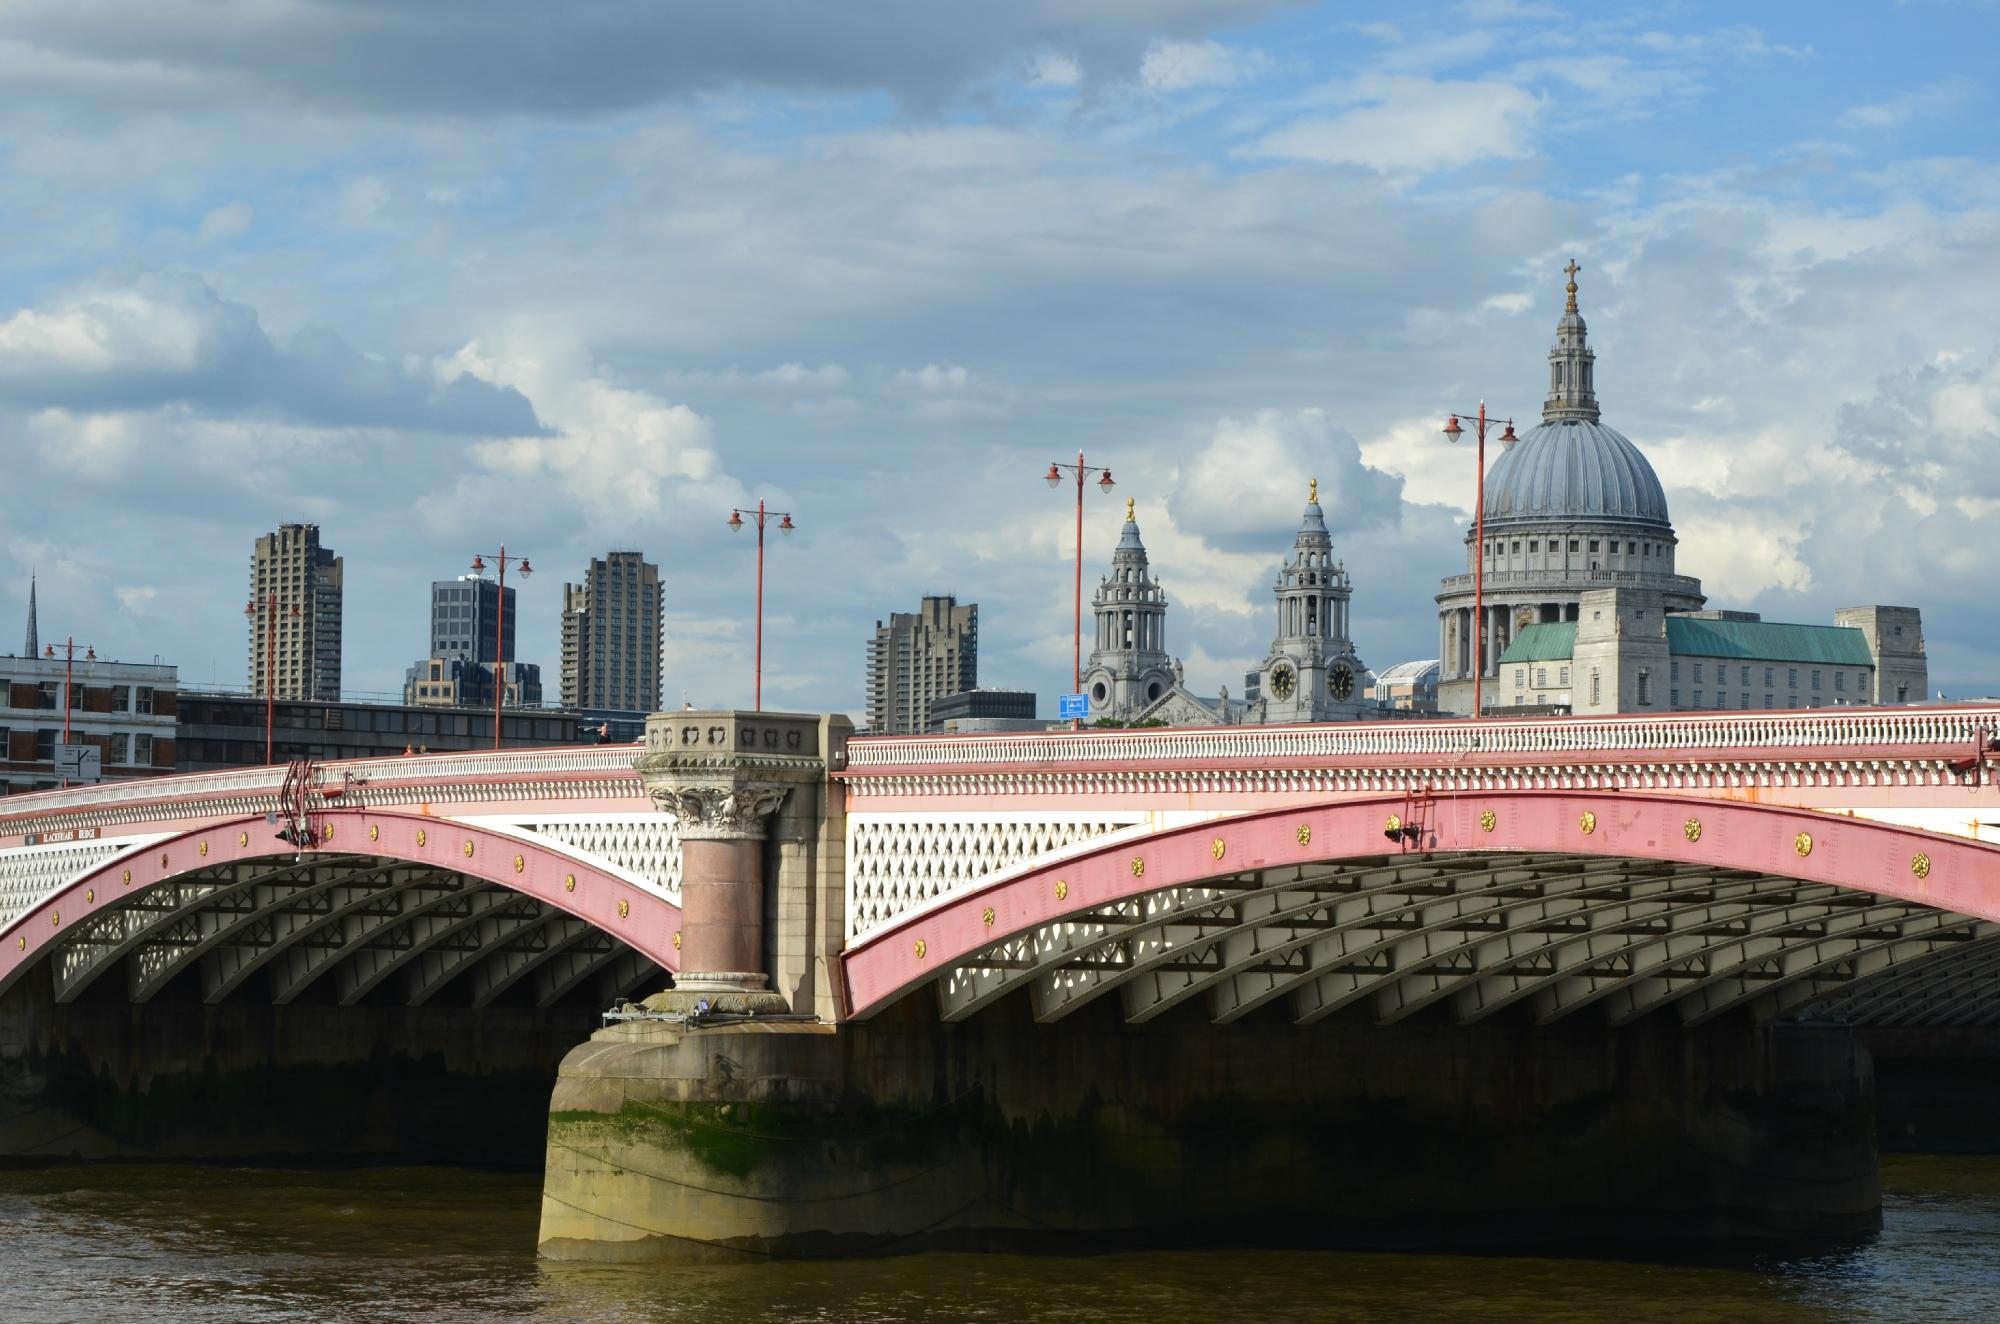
[0,744,646,827]
[841,705,2000,772]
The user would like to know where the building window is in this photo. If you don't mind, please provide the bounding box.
[109,732,130,764]
[1637,670,1652,705]
[1514,668,1525,686]
[111,686,130,713]
[1558,666,1569,685]
[1568,540,1579,552]
[1764,667,1774,687]
[135,687,155,714]
[1835,672,1845,692]
[1693,663,1704,683]
[1670,660,1679,681]
[1789,668,1798,688]
[1528,540,1539,552]
[1589,670,1601,706]
[36,682,57,710]
[1740,666,1751,685]
[1693,691,1703,707]
[1588,540,1600,553]
[1763,695,1774,709]
[35,728,56,760]
[1811,670,1821,689]
[1670,689,1680,707]
[1740,693,1750,708]
[1897,684,1909,702]
[134,734,154,765]
[1536,667,1547,687]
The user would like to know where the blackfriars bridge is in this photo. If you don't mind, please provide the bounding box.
[3,705,1998,1256]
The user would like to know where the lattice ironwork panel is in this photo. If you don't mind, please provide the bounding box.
[845,812,1146,940]
[0,837,165,929]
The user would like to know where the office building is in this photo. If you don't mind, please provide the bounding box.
[248,523,343,701]
[865,595,978,734]
[559,553,663,713]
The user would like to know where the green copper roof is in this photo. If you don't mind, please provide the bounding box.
[1495,617,1874,667]
[1665,618,1873,665]
[1498,623,1576,664]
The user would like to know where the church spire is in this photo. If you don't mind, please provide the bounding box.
[1543,258,1600,425]
[23,572,36,657]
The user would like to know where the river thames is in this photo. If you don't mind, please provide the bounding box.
[0,1155,1995,1322]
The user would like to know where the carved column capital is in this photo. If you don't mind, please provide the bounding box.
[635,709,830,840]
[647,780,792,841]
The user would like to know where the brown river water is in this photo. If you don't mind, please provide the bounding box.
[0,1155,1996,1323]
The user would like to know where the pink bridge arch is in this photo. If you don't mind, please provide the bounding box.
[842,789,2000,1020]
[0,807,682,991]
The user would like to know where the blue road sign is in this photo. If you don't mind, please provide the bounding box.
[1057,692,1089,720]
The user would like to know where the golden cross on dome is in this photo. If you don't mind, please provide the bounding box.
[1125,496,1135,522]
[1309,477,1319,504]
[1564,258,1580,311]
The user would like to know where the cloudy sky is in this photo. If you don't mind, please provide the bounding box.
[3,0,1997,716]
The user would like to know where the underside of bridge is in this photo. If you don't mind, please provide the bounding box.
[930,851,1999,1031]
[0,853,668,1166]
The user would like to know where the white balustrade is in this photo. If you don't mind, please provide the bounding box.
[842,707,2000,773]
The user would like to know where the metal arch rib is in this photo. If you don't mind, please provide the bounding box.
[1294,863,1751,1025]
[532,934,631,1006]
[1594,902,1972,1026]
[1671,915,1995,1026]
[201,865,467,1003]
[1224,858,1712,1026]
[46,863,263,1003]
[1522,887,1916,1026]
[402,903,562,1006]
[121,860,396,1003]
[1753,928,2000,1028]
[936,875,1253,1022]
[1807,940,2000,1026]
[1418,871,1821,1024]
[1115,857,1581,1026]
[463,917,595,1007]
[1022,856,1529,1025]
[1319,863,1744,1025]
[333,890,543,1005]
[266,876,492,1005]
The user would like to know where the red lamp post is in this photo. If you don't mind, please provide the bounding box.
[1441,403,1516,719]
[243,596,299,764]
[1043,453,1116,728]
[728,499,796,711]
[469,547,532,748]
[43,637,95,787]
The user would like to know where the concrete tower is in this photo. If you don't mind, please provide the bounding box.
[864,595,979,734]
[1258,479,1368,723]
[248,523,343,702]
[1081,500,1176,723]
[560,552,664,714]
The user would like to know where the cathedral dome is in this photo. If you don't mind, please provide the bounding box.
[1481,418,1670,528]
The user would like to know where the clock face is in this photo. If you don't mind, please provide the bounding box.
[1330,664,1354,700]
[1269,663,1296,700]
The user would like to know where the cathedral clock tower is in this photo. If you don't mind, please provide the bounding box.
[1258,480,1368,723]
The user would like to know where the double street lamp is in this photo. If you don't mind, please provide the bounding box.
[43,636,94,787]
[1043,453,1116,727]
[469,547,531,749]
[1441,403,1516,719]
[728,499,796,711]
[243,595,299,763]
